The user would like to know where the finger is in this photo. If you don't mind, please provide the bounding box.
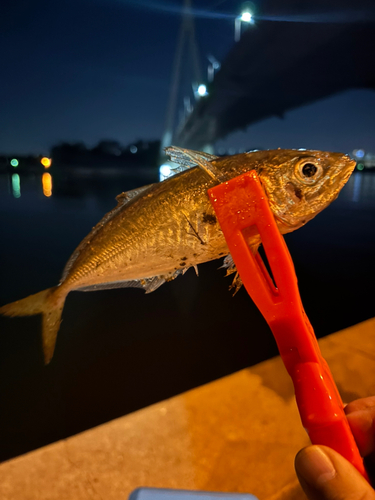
[295,445,375,500]
[345,396,375,415]
[345,406,375,457]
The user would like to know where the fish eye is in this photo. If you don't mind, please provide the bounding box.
[295,159,323,185]
[302,163,317,177]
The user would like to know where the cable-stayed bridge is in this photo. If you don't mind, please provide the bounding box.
[162,0,375,156]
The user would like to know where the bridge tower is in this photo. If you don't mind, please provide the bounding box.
[160,0,202,163]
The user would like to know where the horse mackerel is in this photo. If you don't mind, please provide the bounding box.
[0,147,356,363]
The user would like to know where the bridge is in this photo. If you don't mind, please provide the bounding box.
[165,0,375,153]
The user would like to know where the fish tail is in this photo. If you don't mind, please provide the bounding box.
[0,287,65,364]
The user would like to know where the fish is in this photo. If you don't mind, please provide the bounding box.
[0,146,356,363]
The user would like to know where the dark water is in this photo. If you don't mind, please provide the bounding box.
[0,168,374,462]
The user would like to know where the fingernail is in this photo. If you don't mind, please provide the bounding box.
[296,446,336,487]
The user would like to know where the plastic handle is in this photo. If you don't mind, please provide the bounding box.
[208,171,368,481]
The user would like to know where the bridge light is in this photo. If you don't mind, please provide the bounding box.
[241,11,252,22]
[10,158,19,167]
[235,3,255,41]
[197,84,208,97]
[159,164,173,181]
[207,55,221,82]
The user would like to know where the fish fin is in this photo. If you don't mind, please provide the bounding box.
[115,184,154,206]
[61,183,155,282]
[221,244,260,295]
[0,287,64,364]
[165,146,224,182]
[165,145,218,168]
[220,254,237,275]
[229,273,243,296]
[76,267,198,296]
[76,276,167,294]
[115,192,129,204]
[219,255,242,293]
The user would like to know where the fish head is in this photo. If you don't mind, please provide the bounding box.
[254,149,356,231]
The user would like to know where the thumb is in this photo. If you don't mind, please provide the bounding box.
[295,445,375,500]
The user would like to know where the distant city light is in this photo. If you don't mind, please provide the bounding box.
[197,84,208,97]
[353,149,365,159]
[357,163,364,171]
[12,173,21,198]
[41,157,52,168]
[10,158,19,167]
[42,172,52,197]
[130,145,138,154]
[241,11,252,22]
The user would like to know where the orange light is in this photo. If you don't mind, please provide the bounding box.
[41,157,52,168]
[42,172,52,197]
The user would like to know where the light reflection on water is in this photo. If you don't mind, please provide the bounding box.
[11,173,21,198]
[42,172,52,197]
[1,170,374,206]
[336,171,375,205]
[0,169,159,214]
[352,173,362,203]
[0,168,159,303]
[9,171,54,199]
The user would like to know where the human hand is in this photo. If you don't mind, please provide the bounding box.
[295,396,375,500]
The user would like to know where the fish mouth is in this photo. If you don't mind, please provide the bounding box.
[344,156,356,170]
[341,157,356,183]
[333,154,356,185]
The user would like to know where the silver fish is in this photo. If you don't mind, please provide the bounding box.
[0,147,355,363]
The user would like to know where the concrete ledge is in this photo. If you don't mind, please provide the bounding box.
[0,317,374,500]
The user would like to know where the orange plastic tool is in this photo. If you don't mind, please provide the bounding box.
[208,170,368,480]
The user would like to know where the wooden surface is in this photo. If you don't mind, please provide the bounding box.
[0,317,374,500]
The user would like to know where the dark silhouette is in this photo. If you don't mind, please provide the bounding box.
[50,139,161,168]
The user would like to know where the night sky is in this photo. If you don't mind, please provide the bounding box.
[1,0,375,155]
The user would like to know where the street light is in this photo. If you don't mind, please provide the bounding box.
[197,84,208,96]
[235,8,254,42]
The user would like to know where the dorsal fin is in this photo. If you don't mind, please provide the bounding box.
[165,146,225,182]
[60,183,154,283]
